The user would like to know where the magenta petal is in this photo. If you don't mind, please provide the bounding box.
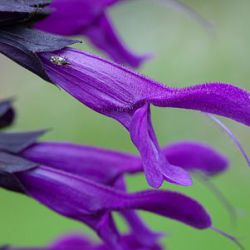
[164,141,229,176]
[112,190,212,229]
[16,167,121,247]
[35,0,147,67]
[34,0,107,36]
[84,14,149,68]
[130,104,192,188]
[150,83,250,126]
[16,166,211,230]
[21,142,140,184]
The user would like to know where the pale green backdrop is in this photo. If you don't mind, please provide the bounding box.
[0,0,250,249]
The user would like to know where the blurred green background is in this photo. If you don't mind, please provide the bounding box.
[0,0,250,249]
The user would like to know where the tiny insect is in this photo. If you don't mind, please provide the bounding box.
[50,56,69,66]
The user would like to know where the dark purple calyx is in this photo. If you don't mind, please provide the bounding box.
[0,130,47,192]
[0,0,52,27]
[0,26,78,80]
[0,99,15,129]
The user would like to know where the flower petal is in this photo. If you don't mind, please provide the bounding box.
[16,166,211,230]
[130,104,192,187]
[22,140,229,183]
[84,14,149,68]
[163,141,229,176]
[112,190,212,229]
[21,142,140,184]
[34,0,109,36]
[16,166,121,247]
[151,83,250,126]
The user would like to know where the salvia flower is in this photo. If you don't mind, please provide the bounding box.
[0,1,239,188]
[34,0,148,68]
[0,114,227,248]
[4,163,212,247]
[38,48,250,188]
[0,102,240,248]
[23,139,235,225]
[22,140,228,184]
[0,138,214,248]
[34,0,213,68]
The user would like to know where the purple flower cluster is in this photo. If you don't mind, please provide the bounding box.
[0,1,248,249]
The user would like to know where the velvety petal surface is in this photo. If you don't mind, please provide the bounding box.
[16,166,211,230]
[22,140,229,183]
[34,0,107,35]
[22,142,163,248]
[164,141,229,176]
[129,104,192,187]
[35,0,146,67]
[21,141,140,184]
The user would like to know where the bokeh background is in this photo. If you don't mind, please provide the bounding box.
[0,0,250,249]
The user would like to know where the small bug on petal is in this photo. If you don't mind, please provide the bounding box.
[50,56,69,66]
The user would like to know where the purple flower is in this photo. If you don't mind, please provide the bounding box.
[22,139,232,230]
[38,47,250,188]
[22,140,228,184]
[12,166,211,247]
[33,0,214,68]
[21,139,228,248]
[1,131,242,248]
[0,138,216,248]
[34,0,148,68]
